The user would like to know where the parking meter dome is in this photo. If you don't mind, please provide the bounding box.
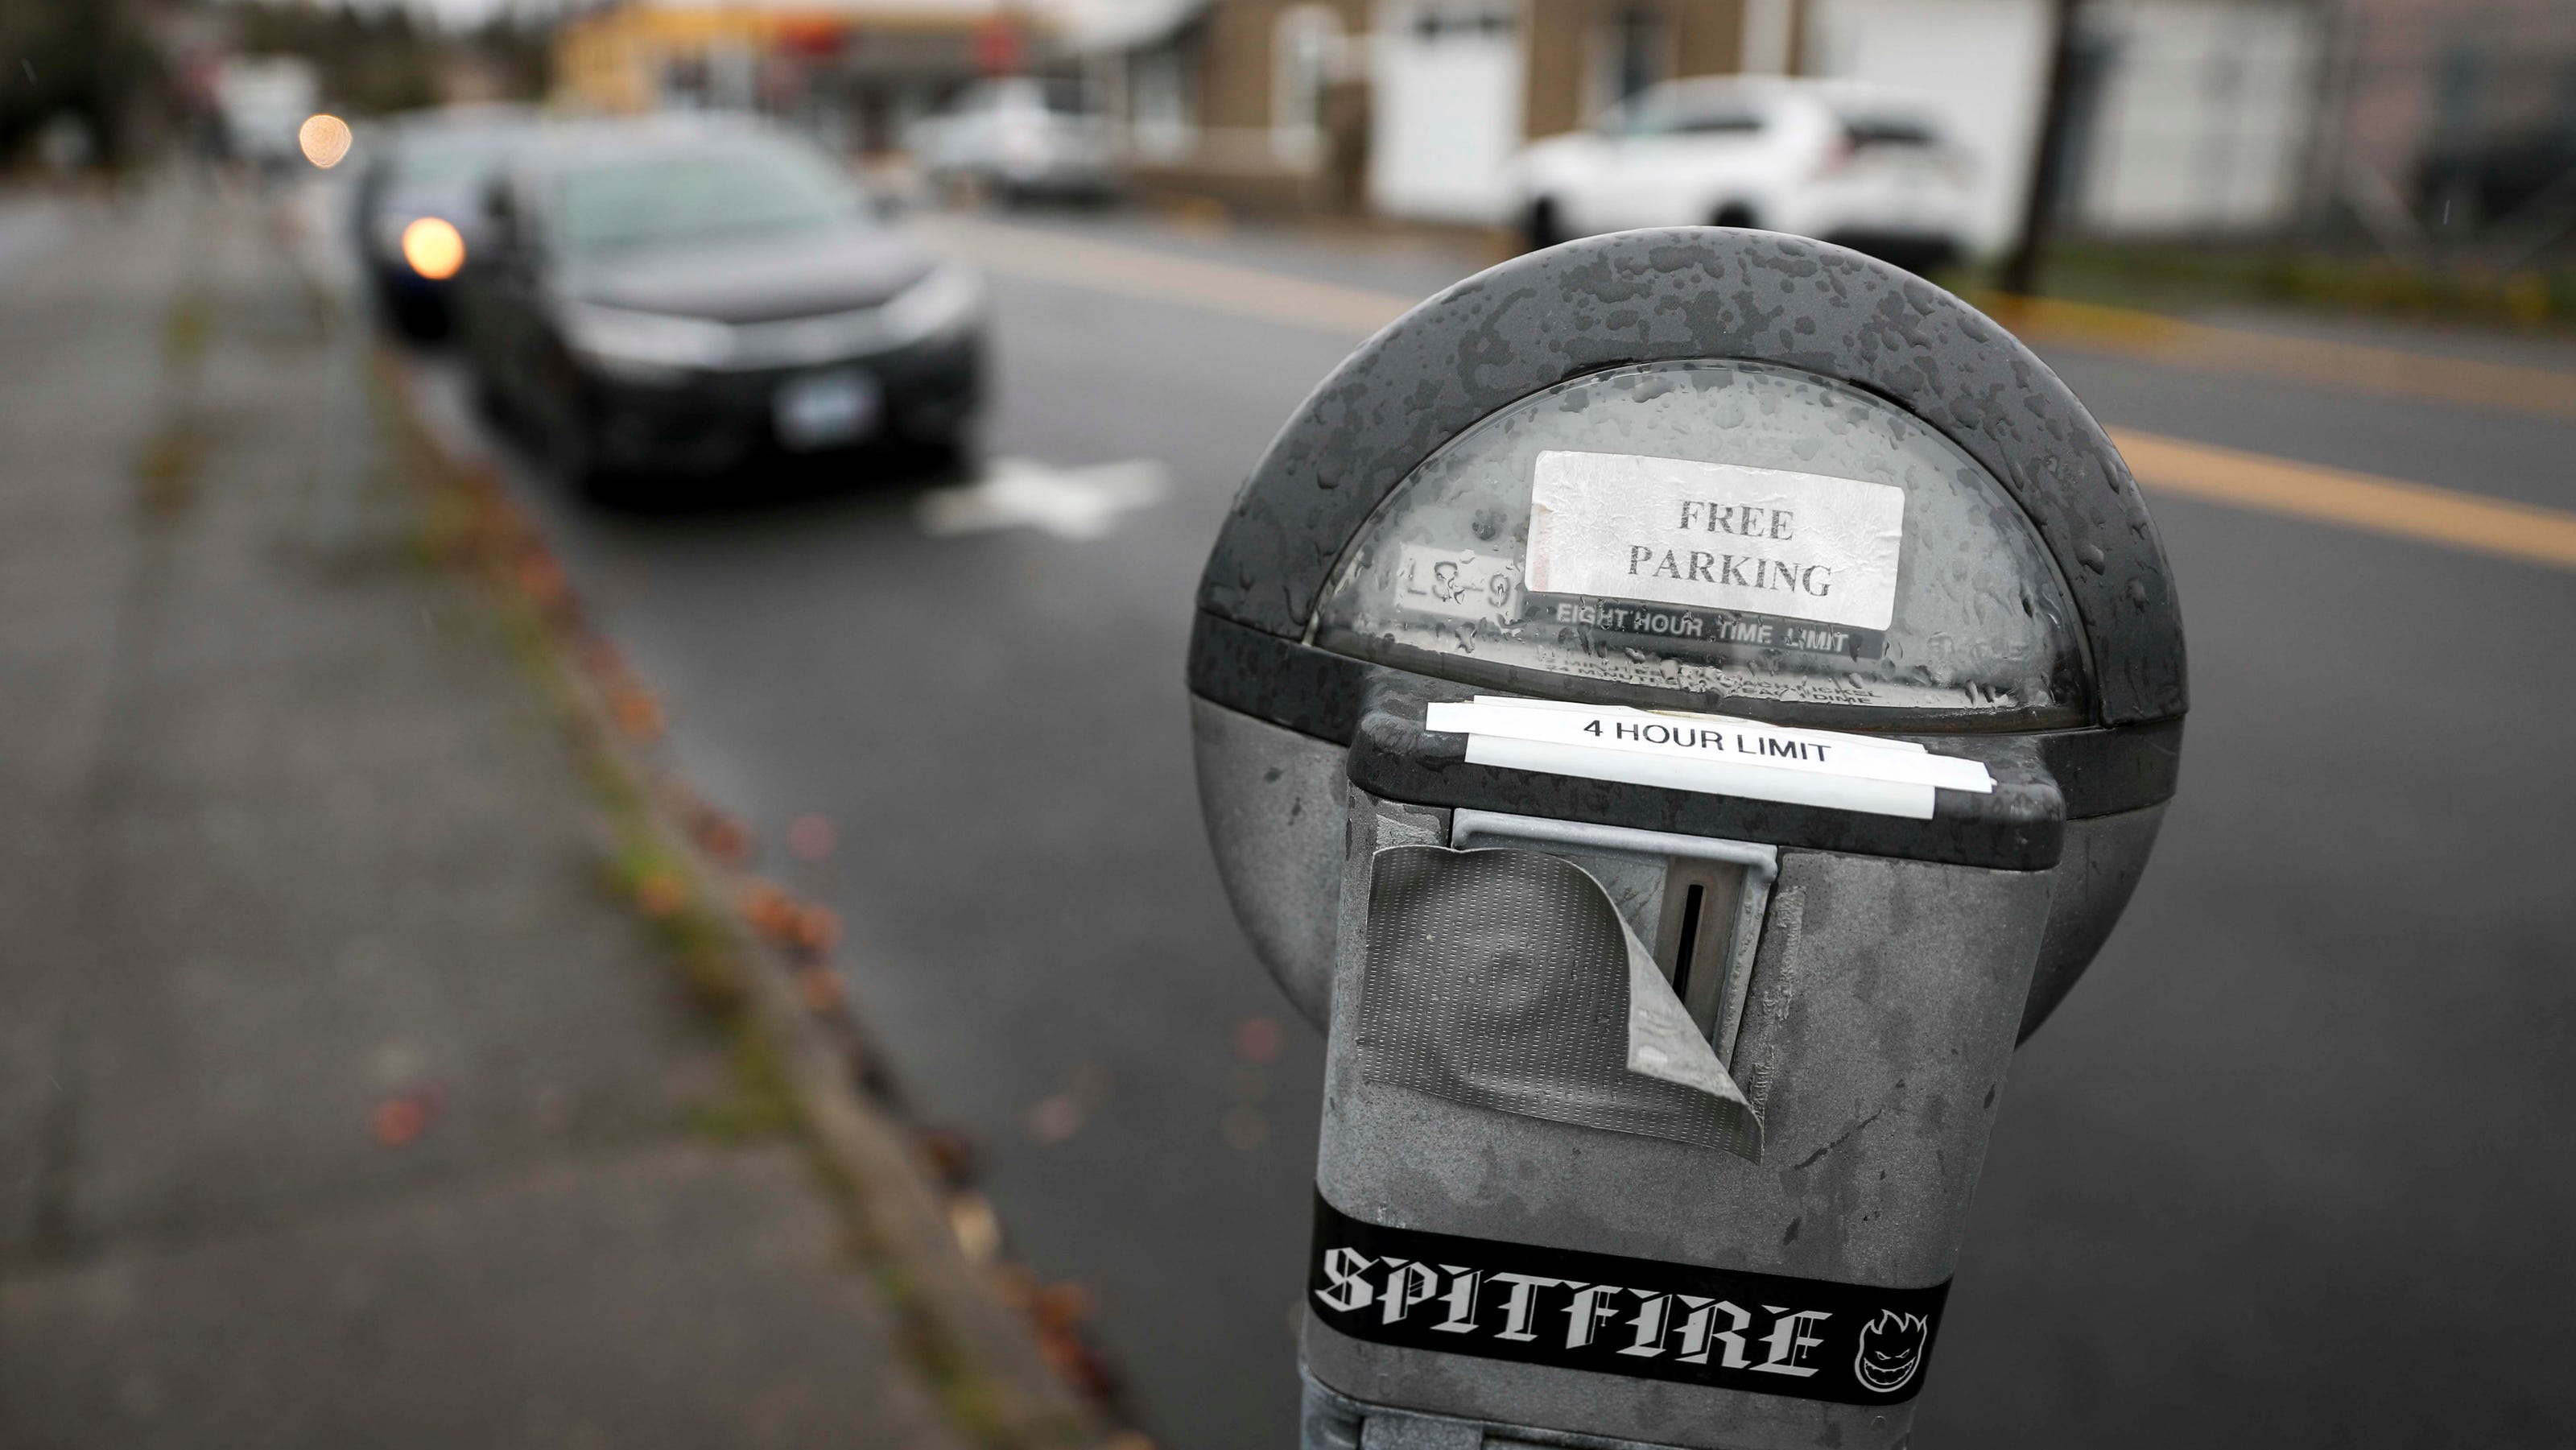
[1311,359,2092,725]
[1189,228,2183,1036]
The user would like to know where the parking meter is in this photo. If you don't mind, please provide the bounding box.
[1188,229,2183,1448]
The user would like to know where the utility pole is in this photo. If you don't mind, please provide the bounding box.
[2000,0,2083,297]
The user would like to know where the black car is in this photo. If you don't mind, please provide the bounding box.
[454,123,985,494]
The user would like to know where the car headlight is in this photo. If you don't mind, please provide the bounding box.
[562,302,737,377]
[879,265,984,345]
[401,217,466,280]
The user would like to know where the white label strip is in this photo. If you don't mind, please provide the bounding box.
[1461,735,1935,818]
[1524,450,1906,632]
[1443,698,1992,792]
[1459,695,1934,757]
[1423,697,1993,820]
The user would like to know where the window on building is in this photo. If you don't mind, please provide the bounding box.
[1133,46,1195,161]
[1582,5,1671,120]
[1274,4,1344,165]
[1413,6,1513,43]
[1608,6,1666,105]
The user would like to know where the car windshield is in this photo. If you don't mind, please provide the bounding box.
[981,80,1092,115]
[551,143,865,257]
[392,130,522,190]
[1607,97,1766,137]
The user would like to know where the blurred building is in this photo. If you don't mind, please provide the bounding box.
[1091,0,1798,217]
[2050,0,2326,238]
[1061,0,2576,262]
[1815,0,2574,255]
[2314,0,2576,254]
[555,0,1061,153]
[1080,0,1365,211]
[1809,0,2330,250]
[1082,0,2355,250]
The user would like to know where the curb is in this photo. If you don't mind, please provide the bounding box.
[368,341,1133,1450]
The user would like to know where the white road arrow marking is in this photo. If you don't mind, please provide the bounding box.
[915,456,1169,540]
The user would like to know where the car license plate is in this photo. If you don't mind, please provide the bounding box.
[774,370,880,450]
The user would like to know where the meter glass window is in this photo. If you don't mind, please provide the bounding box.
[1311,360,2091,727]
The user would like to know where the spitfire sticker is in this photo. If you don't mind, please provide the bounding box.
[1308,1193,1947,1407]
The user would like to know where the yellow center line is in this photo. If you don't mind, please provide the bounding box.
[2107,428,2576,570]
[1978,293,2576,426]
[925,216,2576,573]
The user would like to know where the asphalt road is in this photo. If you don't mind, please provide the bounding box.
[411,209,2576,1448]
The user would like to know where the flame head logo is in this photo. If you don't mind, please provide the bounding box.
[1853,1308,1928,1392]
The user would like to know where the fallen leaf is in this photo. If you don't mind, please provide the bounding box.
[634,868,687,919]
[1026,1093,1084,1144]
[574,638,625,677]
[789,903,841,954]
[794,965,844,1013]
[948,1192,1002,1264]
[695,813,753,864]
[738,881,796,940]
[916,1127,977,1186]
[1230,1016,1285,1064]
[609,686,664,742]
[514,555,567,609]
[373,1092,435,1146]
[1032,1281,1091,1331]
[787,814,836,861]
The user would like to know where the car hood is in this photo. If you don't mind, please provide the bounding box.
[562,225,935,324]
[374,185,493,245]
[1513,132,1604,181]
[1518,131,1596,160]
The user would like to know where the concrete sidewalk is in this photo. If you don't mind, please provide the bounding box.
[0,180,997,1448]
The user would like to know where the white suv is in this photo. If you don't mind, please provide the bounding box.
[912,78,1117,203]
[1511,77,1973,274]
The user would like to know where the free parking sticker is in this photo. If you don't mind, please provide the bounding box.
[1524,451,1906,634]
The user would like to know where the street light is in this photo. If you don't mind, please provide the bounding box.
[298,113,352,169]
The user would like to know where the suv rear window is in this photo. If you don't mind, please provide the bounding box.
[1611,102,1765,138]
[1672,111,1765,135]
[1839,115,1938,149]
